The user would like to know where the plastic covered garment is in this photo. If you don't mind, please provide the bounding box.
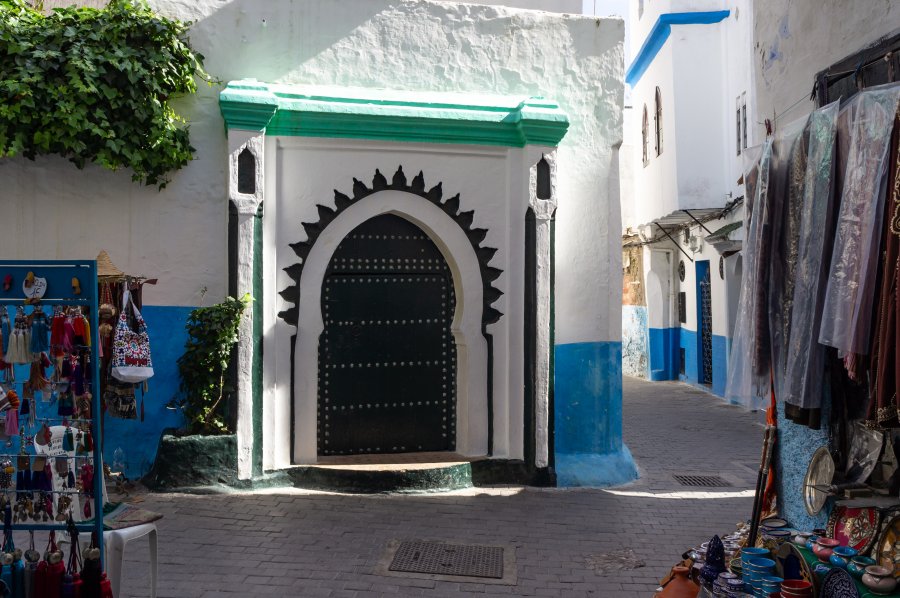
[820,83,900,353]
[766,113,813,409]
[725,143,772,409]
[781,102,840,422]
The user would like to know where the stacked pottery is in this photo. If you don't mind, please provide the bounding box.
[712,571,739,597]
[758,574,784,596]
[847,556,876,579]
[812,537,840,563]
[742,557,775,596]
[779,579,813,598]
[861,565,898,596]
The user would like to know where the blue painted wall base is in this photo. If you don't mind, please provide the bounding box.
[103,305,191,480]
[556,446,639,487]
[554,341,638,487]
[648,327,679,380]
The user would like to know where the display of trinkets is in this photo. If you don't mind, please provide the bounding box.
[0,260,106,586]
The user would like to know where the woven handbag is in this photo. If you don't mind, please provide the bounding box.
[111,290,153,383]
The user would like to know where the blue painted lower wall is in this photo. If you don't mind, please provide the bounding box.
[679,328,699,384]
[103,305,191,480]
[712,335,728,396]
[622,305,649,378]
[648,327,679,380]
[554,341,638,487]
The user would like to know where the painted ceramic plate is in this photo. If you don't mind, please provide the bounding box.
[875,513,900,578]
[804,446,835,516]
[821,567,860,598]
[827,506,880,555]
[776,543,815,593]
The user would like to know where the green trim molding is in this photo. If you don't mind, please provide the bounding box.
[219,80,569,147]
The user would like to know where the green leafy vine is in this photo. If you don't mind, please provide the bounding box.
[173,294,250,435]
[0,0,211,187]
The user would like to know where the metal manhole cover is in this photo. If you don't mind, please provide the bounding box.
[389,540,503,579]
[673,474,731,487]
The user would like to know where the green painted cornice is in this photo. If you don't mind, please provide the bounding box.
[219,80,279,132]
[218,80,569,147]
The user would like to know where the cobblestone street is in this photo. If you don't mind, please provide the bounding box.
[119,377,762,597]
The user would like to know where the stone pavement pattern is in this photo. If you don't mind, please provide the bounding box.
[117,377,763,597]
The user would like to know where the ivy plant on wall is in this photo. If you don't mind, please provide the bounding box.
[173,294,250,436]
[0,0,210,187]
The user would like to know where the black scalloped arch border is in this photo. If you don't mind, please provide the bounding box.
[277,165,504,328]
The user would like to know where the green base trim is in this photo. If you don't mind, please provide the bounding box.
[143,434,237,490]
[219,80,568,147]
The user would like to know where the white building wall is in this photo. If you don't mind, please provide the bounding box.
[0,0,625,476]
[672,26,727,209]
[753,0,900,134]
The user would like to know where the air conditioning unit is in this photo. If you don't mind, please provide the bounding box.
[689,235,703,253]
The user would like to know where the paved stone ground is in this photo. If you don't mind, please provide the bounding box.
[114,377,762,597]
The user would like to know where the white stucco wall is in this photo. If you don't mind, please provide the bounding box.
[753,0,900,136]
[1,1,623,473]
[2,0,623,348]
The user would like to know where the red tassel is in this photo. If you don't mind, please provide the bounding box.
[140,398,144,422]
[99,573,113,598]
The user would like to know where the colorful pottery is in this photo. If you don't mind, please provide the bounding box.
[821,567,861,598]
[792,532,813,548]
[699,535,725,586]
[780,578,813,598]
[847,556,876,579]
[829,545,857,569]
[805,535,819,551]
[827,506,880,554]
[874,513,900,577]
[812,537,840,563]
[761,517,789,529]
[657,565,700,598]
[862,565,898,595]
[776,542,814,589]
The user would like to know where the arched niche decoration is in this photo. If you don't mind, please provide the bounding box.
[278,166,504,330]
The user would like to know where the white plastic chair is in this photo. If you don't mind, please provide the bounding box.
[104,523,158,598]
[33,426,158,598]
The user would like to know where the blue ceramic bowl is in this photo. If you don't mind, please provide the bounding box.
[829,545,858,569]
[847,555,876,578]
[805,535,819,551]
[746,557,776,570]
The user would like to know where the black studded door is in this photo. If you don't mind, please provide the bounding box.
[318,215,456,456]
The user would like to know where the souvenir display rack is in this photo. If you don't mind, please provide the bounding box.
[0,260,104,565]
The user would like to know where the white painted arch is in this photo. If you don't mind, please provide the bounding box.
[292,189,490,463]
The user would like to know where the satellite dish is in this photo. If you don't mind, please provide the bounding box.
[804,446,835,516]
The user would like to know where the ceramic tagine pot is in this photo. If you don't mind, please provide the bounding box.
[812,537,840,563]
[657,566,700,598]
[862,565,898,595]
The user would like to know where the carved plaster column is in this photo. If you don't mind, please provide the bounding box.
[228,132,265,480]
[529,151,558,469]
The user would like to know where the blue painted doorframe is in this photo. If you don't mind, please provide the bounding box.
[695,261,711,385]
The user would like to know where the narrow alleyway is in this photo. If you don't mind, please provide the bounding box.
[118,378,762,598]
